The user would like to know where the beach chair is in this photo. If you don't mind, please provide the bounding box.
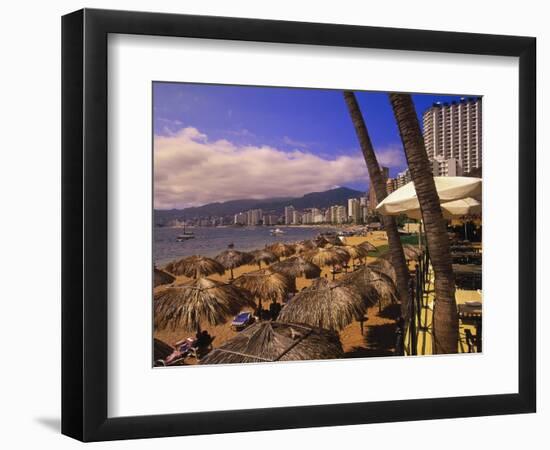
[158,337,197,365]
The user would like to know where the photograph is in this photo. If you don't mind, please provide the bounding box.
[0,0,541,446]
[152,83,483,366]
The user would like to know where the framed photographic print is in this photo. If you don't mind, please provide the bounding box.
[62,8,536,442]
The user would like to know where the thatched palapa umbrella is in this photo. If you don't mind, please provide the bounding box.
[303,246,350,279]
[215,249,253,280]
[403,244,424,261]
[164,255,225,279]
[278,277,365,332]
[154,267,175,287]
[154,277,255,332]
[368,256,397,284]
[315,235,344,247]
[293,240,316,254]
[339,266,398,312]
[358,240,378,253]
[270,256,321,280]
[233,269,295,312]
[250,249,279,269]
[342,245,369,269]
[266,242,295,258]
[199,321,343,364]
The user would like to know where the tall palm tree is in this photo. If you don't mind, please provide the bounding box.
[389,93,458,354]
[343,91,411,318]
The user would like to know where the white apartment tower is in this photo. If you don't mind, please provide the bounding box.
[284,206,295,225]
[422,97,482,174]
[347,198,361,224]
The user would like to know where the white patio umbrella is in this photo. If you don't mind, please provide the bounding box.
[376,176,482,249]
[404,197,481,220]
[376,177,482,219]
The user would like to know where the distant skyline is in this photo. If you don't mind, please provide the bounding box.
[154,82,477,210]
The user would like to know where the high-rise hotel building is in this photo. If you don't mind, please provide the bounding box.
[422,97,482,174]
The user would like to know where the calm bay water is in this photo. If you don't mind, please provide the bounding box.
[154,226,339,266]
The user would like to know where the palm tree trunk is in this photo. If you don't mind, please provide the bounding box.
[343,92,411,318]
[388,93,458,354]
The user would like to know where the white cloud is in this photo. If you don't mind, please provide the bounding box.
[376,145,406,168]
[154,127,402,209]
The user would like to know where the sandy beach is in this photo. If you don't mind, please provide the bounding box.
[153,231,401,362]
[154,230,481,363]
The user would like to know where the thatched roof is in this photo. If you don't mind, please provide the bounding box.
[154,267,175,287]
[303,246,349,267]
[199,321,343,364]
[338,266,398,309]
[368,257,397,284]
[233,269,295,301]
[403,244,424,260]
[266,242,295,258]
[277,277,365,331]
[358,240,378,253]
[154,277,255,331]
[315,235,344,247]
[250,249,279,266]
[342,245,369,260]
[154,338,174,361]
[215,250,253,269]
[270,256,321,279]
[164,255,225,278]
[293,240,316,254]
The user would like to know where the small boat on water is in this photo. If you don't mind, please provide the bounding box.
[176,224,195,241]
[270,228,285,235]
[176,233,194,242]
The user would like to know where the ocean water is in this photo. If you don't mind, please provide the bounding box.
[154,226,339,266]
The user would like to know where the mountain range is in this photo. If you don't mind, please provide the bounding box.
[154,186,364,224]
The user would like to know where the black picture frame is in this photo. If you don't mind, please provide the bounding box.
[62,8,536,442]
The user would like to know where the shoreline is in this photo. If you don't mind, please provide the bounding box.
[154,225,346,265]
[160,224,362,230]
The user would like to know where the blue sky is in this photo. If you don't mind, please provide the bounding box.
[153,82,475,209]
